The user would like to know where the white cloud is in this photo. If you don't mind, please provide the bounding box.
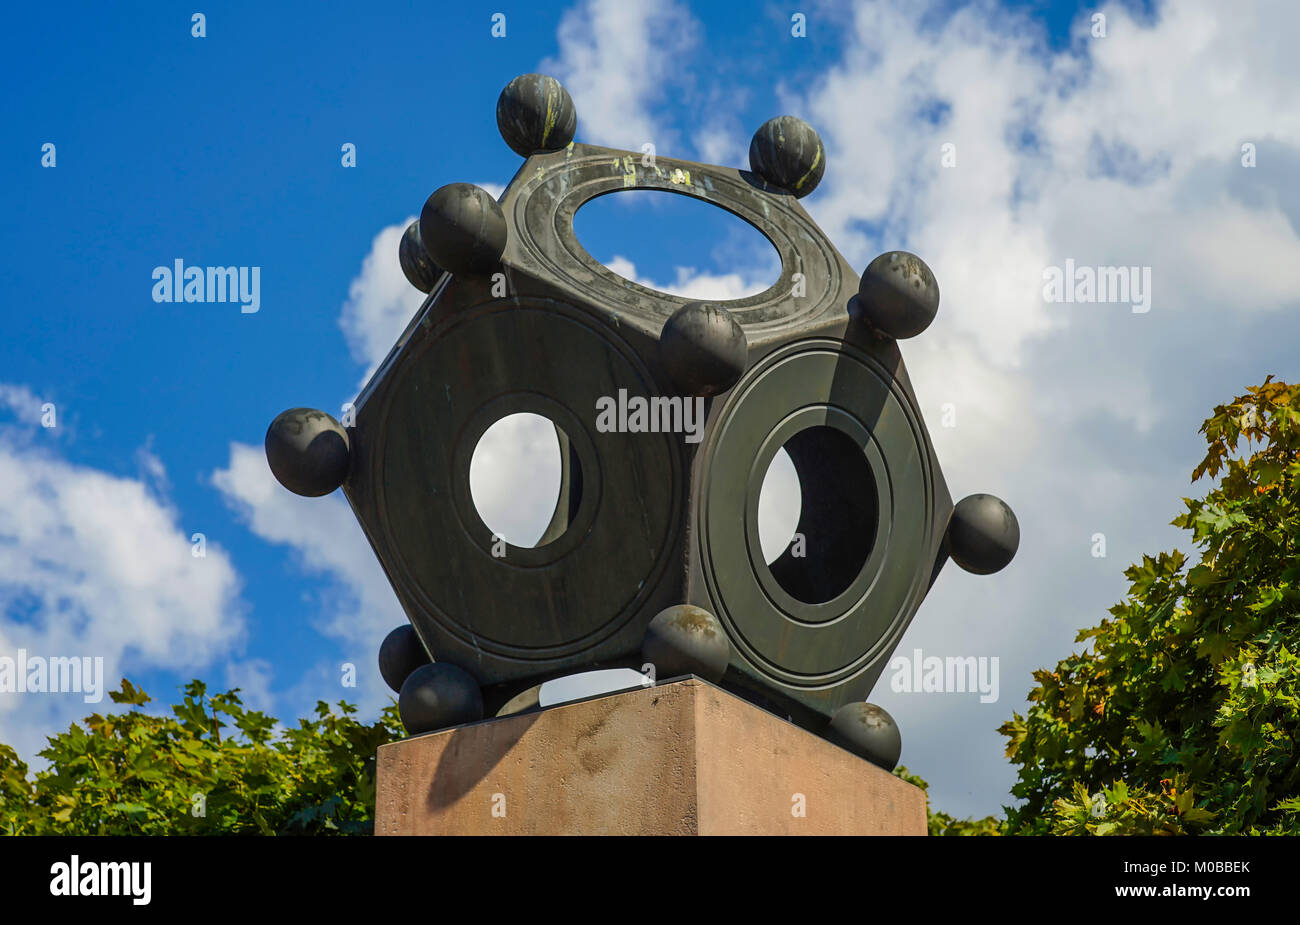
[0,405,244,760]
[602,256,769,300]
[338,218,425,387]
[134,436,170,494]
[339,181,506,387]
[694,123,748,169]
[222,657,276,714]
[211,444,403,650]
[0,384,45,426]
[211,442,405,717]
[542,0,699,151]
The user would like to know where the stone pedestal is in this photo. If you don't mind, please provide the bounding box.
[375,678,927,835]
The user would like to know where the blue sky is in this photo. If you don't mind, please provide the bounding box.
[3,0,1298,820]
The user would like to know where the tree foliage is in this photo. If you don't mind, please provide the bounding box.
[0,679,402,835]
[1001,377,1300,834]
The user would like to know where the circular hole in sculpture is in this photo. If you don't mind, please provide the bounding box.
[760,426,877,604]
[469,412,582,548]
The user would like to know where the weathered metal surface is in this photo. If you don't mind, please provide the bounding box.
[641,605,730,684]
[266,73,1019,748]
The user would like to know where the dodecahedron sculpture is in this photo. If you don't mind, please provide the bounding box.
[265,72,1018,769]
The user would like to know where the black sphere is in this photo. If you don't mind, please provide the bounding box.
[659,302,748,397]
[264,408,350,497]
[418,183,507,277]
[854,251,939,339]
[398,221,442,293]
[641,605,730,683]
[947,493,1019,575]
[398,663,484,735]
[378,624,431,694]
[828,702,902,771]
[748,116,826,198]
[496,73,578,157]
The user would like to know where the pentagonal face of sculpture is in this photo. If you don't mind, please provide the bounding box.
[344,289,686,691]
[695,333,952,722]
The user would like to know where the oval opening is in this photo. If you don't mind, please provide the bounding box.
[762,427,878,604]
[572,189,781,298]
[469,412,580,548]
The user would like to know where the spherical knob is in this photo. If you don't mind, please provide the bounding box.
[659,302,748,397]
[748,116,825,198]
[398,220,442,293]
[641,605,730,684]
[854,251,939,339]
[947,493,1019,575]
[418,183,507,277]
[496,73,577,157]
[264,408,350,497]
[828,702,902,771]
[398,663,484,735]
[378,624,431,694]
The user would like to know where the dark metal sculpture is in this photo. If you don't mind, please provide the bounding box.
[265,72,1019,770]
